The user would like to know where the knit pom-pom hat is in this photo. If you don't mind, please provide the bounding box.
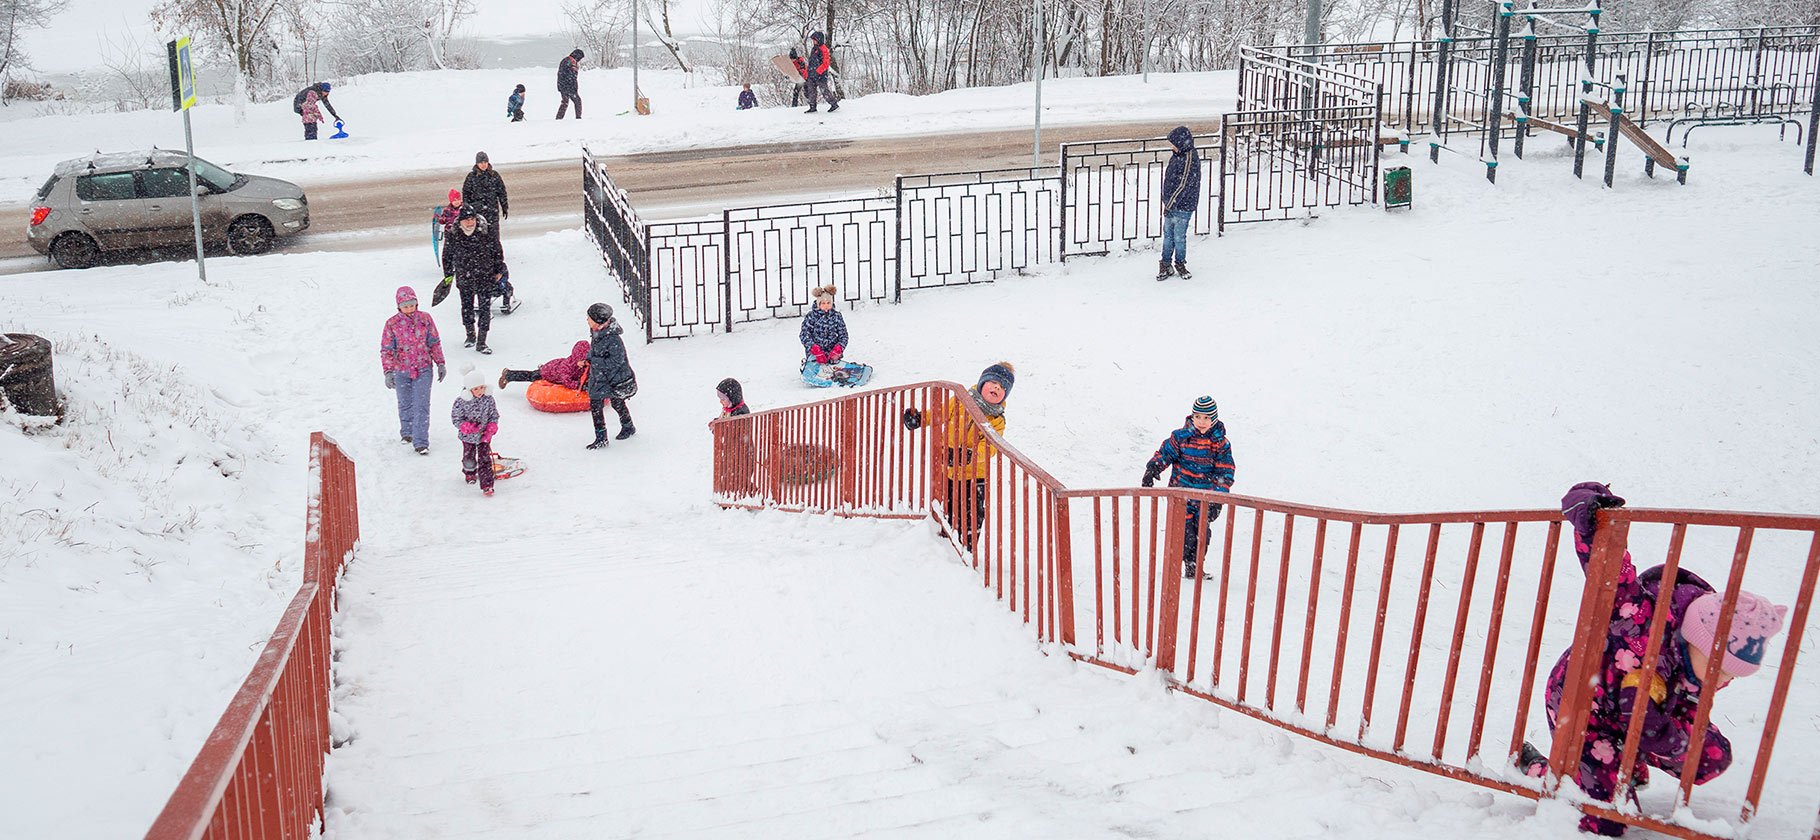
[977,362,1015,394]
[1191,395,1218,420]
[461,363,488,393]
[1682,591,1788,677]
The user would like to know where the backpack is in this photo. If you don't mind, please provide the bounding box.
[293,88,308,115]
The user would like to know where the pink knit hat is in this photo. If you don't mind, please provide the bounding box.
[1682,591,1789,677]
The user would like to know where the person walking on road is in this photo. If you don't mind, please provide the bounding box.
[442,208,506,355]
[380,285,447,455]
[556,48,584,119]
[462,151,509,242]
[803,32,839,113]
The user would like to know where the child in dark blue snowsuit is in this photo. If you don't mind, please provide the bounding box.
[800,284,849,363]
[1157,125,1201,281]
[507,84,526,121]
[583,302,637,449]
[737,84,758,110]
[1142,395,1235,577]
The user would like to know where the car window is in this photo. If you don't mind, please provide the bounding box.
[75,172,138,202]
[190,158,235,191]
[34,175,59,201]
[141,168,193,199]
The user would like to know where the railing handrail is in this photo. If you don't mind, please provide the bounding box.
[143,432,357,840]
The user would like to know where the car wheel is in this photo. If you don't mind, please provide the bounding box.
[51,233,100,269]
[226,215,275,255]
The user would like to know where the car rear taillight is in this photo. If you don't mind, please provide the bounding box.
[29,207,51,227]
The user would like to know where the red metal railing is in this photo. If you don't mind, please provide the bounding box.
[144,432,359,840]
[715,382,1820,840]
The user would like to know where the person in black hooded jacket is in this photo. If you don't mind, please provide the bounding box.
[583,302,638,449]
[556,48,584,119]
[713,378,757,495]
[441,208,505,353]
[462,151,508,241]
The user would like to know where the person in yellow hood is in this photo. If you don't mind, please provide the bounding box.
[906,362,1014,550]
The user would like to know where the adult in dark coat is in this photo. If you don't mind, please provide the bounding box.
[583,302,638,449]
[441,208,505,353]
[556,48,584,119]
[462,152,509,238]
[803,33,839,113]
[292,82,341,122]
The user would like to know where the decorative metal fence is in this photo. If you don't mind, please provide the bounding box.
[713,383,1820,840]
[1058,136,1220,258]
[584,57,1387,342]
[144,433,359,840]
[1258,25,1820,141]
[897,168,1062,291]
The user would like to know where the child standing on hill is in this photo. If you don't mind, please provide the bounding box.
[1157,125,1201,281]
[497,340,589,392]
[434,189,463,234]
[380,286,446,455]
[584,302,638,449]
[716,378,749,416]
[507,84,526,122]
[451,364,501,495]
[1536,482,1789,836]
[800,285,848,364]
[903,362,1015,552]
[1142,396,1235,578]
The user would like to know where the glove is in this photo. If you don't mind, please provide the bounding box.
[902,408,923,430]
[385,371,396,390]
[501,209,508,220]
[1561,481,1626,540]
[460,421,479,436]
[829,343,844,362]
[1141,466,1161,488]
[810,345,828,364]
[436,363,446,382]
[482,422,497,444]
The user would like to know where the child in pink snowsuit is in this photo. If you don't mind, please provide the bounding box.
[301,90,323,140]
[1542,481,1789,836]
[451,364,501,495]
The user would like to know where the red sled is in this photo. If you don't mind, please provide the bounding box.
[526,380,589,413]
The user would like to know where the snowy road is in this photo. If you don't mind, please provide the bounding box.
[0,119,1193,272]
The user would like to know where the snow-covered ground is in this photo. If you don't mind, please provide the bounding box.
[3,69,1818,838]
[0,66,1237,203]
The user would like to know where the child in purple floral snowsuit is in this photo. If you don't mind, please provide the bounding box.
[451,364,501,495]
[1542,481,1789,836]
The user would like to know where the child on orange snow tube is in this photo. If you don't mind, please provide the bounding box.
[496,340,589,392]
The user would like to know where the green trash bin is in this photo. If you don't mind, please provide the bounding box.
[1384,166,1412,210]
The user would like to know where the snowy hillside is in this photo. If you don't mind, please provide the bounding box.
[2,71,1818,837]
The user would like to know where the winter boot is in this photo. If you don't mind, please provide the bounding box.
[1515,741,1550,778]
[463,333,476,348]
[1156,260,1173,281]
[805,106,818,113]
[476,342,493,355]
[484,487,495,497]
[1175,262,1192,280]
[828,102,839,112]
[497,370,509,390]
[400,435,413,445]
[586,429,609,450]
[616,422,637,441]
[415,445,430,455]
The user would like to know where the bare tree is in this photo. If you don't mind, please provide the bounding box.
[639,0,691,71]
[150,0,286,121]
[562,0,627,67]
[0,0,69,104]
[92,27,166,111]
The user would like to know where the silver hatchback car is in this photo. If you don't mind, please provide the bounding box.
[26,150,310,269]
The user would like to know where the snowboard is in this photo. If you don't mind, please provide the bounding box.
[771,54,804,81]
[492,453,524,480]
[431,276,453,306]
[431,208,444,265]
[802,357,873,388]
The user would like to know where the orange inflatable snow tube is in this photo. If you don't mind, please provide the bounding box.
[525,380,590,413]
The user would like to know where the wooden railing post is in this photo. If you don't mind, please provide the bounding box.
[1545,516,1629,795]
[1154,495,1188,673]
[1054,494,1076,646]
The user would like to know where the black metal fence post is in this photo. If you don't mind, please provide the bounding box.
[1604,75,1624,188]
[1807,43,1820,175]
[722,209,734,333]
[1486,1,1514,183]
[1573,11,1601,179]
[893,176,905,302]
[1515,18,1537,158]
[1637,31,1657,126]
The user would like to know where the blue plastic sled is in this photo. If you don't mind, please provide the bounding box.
[802,358,873,388]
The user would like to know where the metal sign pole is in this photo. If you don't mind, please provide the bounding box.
[632,2,640,113]
[1143,0,1151,83]
[1032,0,1043,168]
[167,37,206,284]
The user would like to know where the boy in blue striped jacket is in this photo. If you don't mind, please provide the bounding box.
[1142,395,1236,577]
